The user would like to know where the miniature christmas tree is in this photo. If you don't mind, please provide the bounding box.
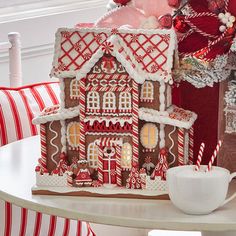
[151,148,169,180]
[126,167,142,189]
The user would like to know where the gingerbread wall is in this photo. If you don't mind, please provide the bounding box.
[45,121,62,172]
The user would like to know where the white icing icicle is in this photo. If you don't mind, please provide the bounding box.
[159,124,165,148]
[159,81,166,112]
[59,78,65,109]
[49,121,59,165]
[60,120,67,154]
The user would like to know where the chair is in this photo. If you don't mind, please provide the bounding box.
[0,32,95,236]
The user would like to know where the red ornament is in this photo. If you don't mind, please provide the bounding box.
[168,0,181,8]
[174,15,190,33]
[158,14,173,29]
[113,0,131,5]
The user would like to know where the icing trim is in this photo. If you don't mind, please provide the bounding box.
[168,126,176,166]
[139,106,197,129]
[33,106,80,125]
[49,121,59,166]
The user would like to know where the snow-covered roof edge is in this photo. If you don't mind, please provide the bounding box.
[33,106,80,125]
[139,106,197,129]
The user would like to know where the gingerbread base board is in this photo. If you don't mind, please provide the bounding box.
[31,186,169,200]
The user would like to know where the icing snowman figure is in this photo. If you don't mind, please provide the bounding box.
[75,158,92,187]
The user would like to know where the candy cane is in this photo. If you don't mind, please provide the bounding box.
[178,128,185,166]
[195,143,205,171]
[206,140,222,172]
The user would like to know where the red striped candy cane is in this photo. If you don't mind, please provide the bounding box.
[195,143,205,171]
[116,144,122,186]
[98,144,103,184]
[79,78,86,160]
[178,128,185,166]
[39,124,47,171]
[189,127,194,165]
[206,140,222,172]
[132,81,139,167]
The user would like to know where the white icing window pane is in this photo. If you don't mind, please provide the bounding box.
[141,81,154,100]
[121,142,132,168]
[88,142,98,168]
[87,91,100,109]
[103,92,116,110]
[70,79,80,98]
[119,92,131,110]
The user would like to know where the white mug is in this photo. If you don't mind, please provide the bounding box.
[167,165,236,215]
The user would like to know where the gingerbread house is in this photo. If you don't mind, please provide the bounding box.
[32,27,197,197]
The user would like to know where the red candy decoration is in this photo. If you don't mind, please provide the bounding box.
[113,0,131,5]
[168,0,181,8]
[173,15,190,33]
[158,14,173,29]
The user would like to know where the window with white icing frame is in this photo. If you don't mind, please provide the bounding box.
[87,91,100,111]
[70,79,80,99]
[103,92,116,111]
[141,81,154,102]
[119,92,132,112]
[87,142,98,168]
[121,143,132,169]
[67,122,80,148]
[140,123,158,150]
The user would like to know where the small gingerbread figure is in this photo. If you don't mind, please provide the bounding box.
[75,158,92,187]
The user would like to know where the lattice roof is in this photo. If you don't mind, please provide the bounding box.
[51,28,176,84]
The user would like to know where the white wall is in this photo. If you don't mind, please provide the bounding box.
[0,1,107,86]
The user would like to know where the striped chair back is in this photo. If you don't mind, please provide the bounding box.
[0,32,95,236]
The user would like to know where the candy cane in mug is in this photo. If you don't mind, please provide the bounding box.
[195,142,205,171]
[206,140,222,172]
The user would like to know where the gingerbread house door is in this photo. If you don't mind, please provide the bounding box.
[96,138,122,186]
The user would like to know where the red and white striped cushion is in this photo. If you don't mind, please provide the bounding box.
[0,82,60,146]
[0,82,96,236]
[0,201,95,236]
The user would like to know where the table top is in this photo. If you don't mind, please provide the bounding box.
[1,136,236,231]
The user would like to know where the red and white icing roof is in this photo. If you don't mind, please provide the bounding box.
[139,106,197,129]
[32,105,80,125]
[51,27,176,84]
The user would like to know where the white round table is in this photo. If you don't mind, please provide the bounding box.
[0,136,236,236]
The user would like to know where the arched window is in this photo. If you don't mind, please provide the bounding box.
[87,142,98,168]
[87,91,100,110]
[140,123,158,149]
[70,79,80,99]
[121,143,132,169]
[103,92,116,111]
[67,122,80,148]
[119,92,131,111]
[141,81,154,102]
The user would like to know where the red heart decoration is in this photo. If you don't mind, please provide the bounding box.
[113,0,131,5]
[158,14,173,29]
[168,0,181,8]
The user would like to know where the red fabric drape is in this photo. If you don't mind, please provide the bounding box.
[173,82,219,165]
